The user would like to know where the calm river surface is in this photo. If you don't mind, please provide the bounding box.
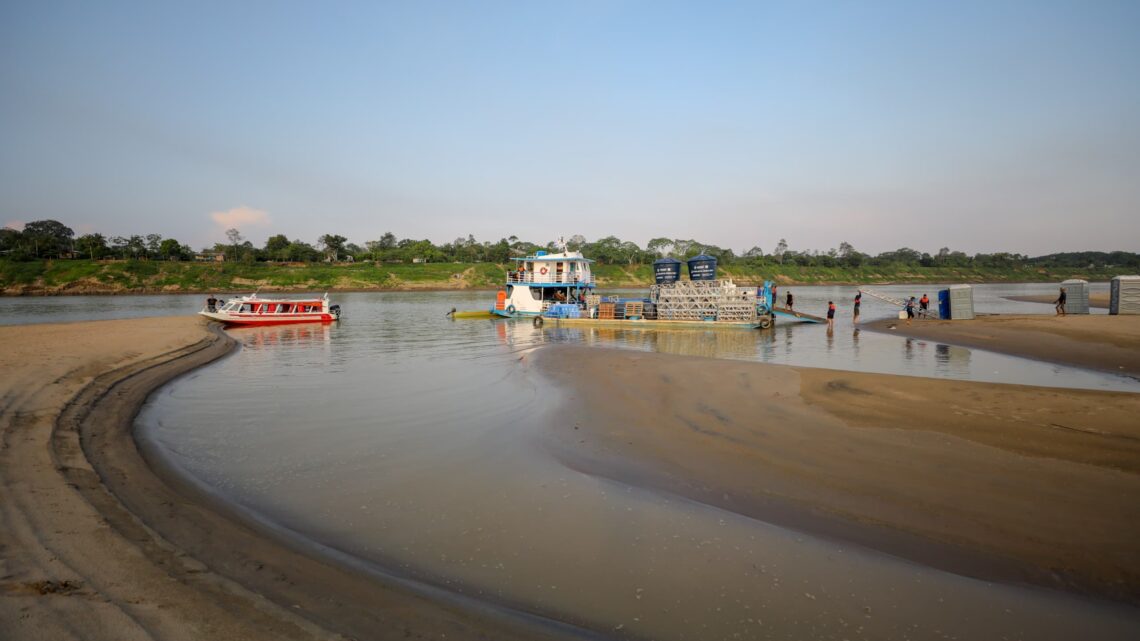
[4,283,1138,639]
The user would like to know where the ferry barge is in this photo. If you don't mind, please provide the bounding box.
[490,250,777,329]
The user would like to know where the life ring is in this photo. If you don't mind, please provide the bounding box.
[756,303,769,315]
[533,316,544,327]
[539,267,548,275]
[507,304,517,314]
[758,316,772,329]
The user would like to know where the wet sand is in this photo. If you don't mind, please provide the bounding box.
[1006,292,1111,308]
[864,314,1140,377]
[0,317,570,641]
[536,344,1140,605]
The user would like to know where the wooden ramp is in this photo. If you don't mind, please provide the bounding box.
[771,306,827,323]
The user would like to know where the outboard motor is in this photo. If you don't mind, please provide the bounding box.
[329,304,341,320]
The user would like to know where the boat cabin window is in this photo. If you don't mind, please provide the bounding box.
[240,303,253,313]
[278,304,292,313]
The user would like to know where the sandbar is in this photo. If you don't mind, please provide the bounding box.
[535,343,1140,604]
[863,314,1140,376]
[0,317,572,641]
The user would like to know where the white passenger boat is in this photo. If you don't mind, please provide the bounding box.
[199,293,341,326]
[491,250,597,318]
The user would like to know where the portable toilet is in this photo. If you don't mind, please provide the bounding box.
[1110,275,1140,315]
[948,284,974,320]
[937,289,951,319]
[1060,279,1089,314]
[653,257,682,285]
[686,254,717,281]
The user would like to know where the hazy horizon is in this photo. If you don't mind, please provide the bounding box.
[3,1,1138,256]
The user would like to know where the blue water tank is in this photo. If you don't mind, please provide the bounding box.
[687,254,717,281]
[653,257,682,284]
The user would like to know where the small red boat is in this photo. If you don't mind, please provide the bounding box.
[199,293,341,326]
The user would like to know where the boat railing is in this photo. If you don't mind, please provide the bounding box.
[507,272,595,286]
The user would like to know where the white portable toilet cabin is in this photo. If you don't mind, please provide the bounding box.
[1110,275,1140,315]
[1060,279,1089,314]
[948,284,974,320]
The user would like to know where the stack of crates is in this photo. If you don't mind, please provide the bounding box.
[654,280,753,321]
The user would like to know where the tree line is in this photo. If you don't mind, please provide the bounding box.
[2,219,1138,271]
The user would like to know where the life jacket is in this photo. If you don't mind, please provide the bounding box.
[829,303,836,311]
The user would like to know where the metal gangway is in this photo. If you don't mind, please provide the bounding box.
[858,288,937,319]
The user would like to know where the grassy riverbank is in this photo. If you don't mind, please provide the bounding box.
[0,259,1123,295]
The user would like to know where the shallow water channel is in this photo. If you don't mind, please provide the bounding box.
[6,285,1138,638]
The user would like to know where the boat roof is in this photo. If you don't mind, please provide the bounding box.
[511,252,594,263]
[231,292,329,302]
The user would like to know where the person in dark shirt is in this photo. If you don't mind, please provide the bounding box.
[1055,287,1067,316]
[785,290,793,310]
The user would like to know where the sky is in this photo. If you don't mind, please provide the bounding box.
[2,0,1138,256]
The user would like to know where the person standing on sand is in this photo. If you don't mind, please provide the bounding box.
[919,293,930,318]
[1055,287,1067,316]
[826,300,836,330]
[786,290,793,310]
[905,296,916,325]
[853,292,861,323]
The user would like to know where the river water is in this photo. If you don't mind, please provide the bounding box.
[3,283,1138,639]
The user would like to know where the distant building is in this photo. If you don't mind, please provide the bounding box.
[195,252,225,262]
[412,257,426,263]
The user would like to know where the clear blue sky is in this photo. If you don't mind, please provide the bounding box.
[2,0,1138,255]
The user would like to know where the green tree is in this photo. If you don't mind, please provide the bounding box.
[22,219,74,258]
[646,237,674,258]
[318,234,347,261]
[158,238,184,260]
[145,233,163,259]
[225,228,243,261]
[264,234,291,261]
[0,227,24,258]
[75,233,109,259]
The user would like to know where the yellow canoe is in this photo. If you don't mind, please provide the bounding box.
[449,309,497,319]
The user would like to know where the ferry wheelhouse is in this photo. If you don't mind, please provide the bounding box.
[199,293,341,326]
[492,250,596,318]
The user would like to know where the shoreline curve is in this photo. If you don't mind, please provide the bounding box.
[0,317,582,641]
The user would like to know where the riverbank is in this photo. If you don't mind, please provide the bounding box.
[863,314,1140,377]
[536,344,1140,606]
[1,258,1124,295]
[0,317,572,641]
